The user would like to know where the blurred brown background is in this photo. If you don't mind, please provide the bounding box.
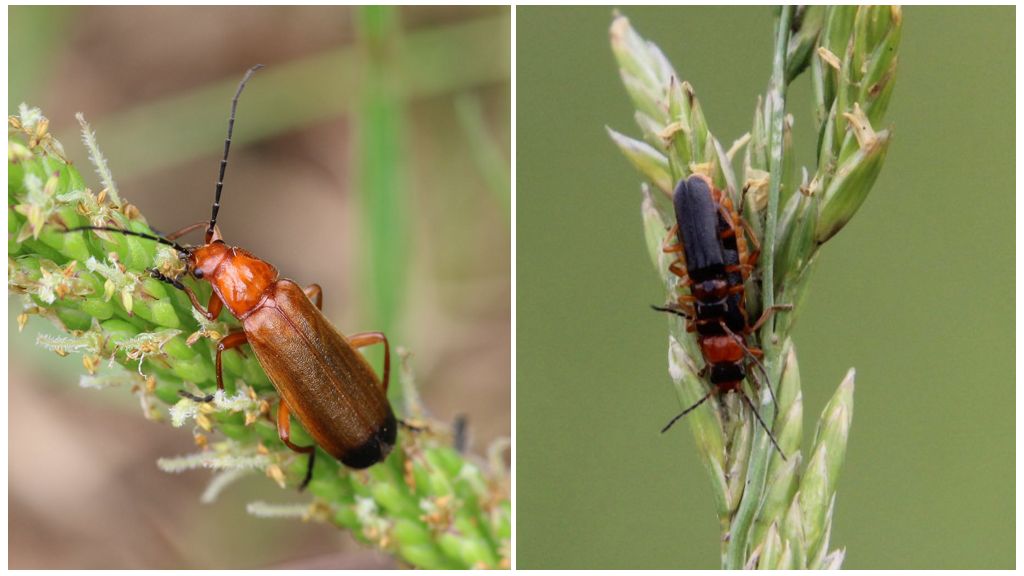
[9,5,510,569]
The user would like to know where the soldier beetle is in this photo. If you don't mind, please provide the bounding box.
[68,65,396,489]
[653,174,789,459]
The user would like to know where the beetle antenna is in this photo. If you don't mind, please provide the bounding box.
[741,393,787,461]
[64,225,189,255]
[661,387,716,433]
[651,303,692,320]
[208,64,264,242]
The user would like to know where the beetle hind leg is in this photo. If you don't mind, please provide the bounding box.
[303,284,323,310]
[348,331,391,394]
[277,401,316,491]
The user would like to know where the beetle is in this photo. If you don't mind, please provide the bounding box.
[67,65,396,489]
[652,173,788,458]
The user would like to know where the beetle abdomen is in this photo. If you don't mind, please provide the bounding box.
[244,280,396,466]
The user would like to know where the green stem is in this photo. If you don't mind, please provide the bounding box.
[724,6,792,569]
[357,5,407,407]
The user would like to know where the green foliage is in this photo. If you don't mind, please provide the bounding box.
[610,6,900,569]
[8,107,509,569]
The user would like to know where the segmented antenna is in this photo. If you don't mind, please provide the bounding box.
[64,226,189,254]
[208,64,264,242]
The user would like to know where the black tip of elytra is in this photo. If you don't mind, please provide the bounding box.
[340,412,397,469]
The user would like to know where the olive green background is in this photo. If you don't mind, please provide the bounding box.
[517,6,1013,569]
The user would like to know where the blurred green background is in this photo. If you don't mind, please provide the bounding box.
[517,6,1012,569]
[9,6,509,569]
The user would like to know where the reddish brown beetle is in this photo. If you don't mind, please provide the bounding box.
[68,66,396,489]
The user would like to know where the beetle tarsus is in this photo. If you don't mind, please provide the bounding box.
[178,389,215,403]
[147,268,186,291]
[298,450,316,491]
[399,419,425,432]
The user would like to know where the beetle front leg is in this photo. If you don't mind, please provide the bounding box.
[148,269,223,321]
[215,330,248,392]
[348,331,390,394]
[277,401,316,491]
[662,224,682,254]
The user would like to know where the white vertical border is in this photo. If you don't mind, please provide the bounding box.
[508,3,517,570]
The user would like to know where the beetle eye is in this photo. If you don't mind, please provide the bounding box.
[193,269,204,279]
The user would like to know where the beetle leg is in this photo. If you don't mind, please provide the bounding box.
[178,330,247,403]
[399,419,425,432]
[348,332,391,394]
[215,330,248,392]
[715,204,738,238]
[148,269,222,321]
[661,224,682,254]
[277,401,316,491]
[738,216,762,264]
[716,200,740,230]
[303,284,323,310]
[749,304,794,332]
[674,293,698,304]
[205,292,224,321]
[668,261,691,284]
[744,359,777,413]
[164,220,208,241]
